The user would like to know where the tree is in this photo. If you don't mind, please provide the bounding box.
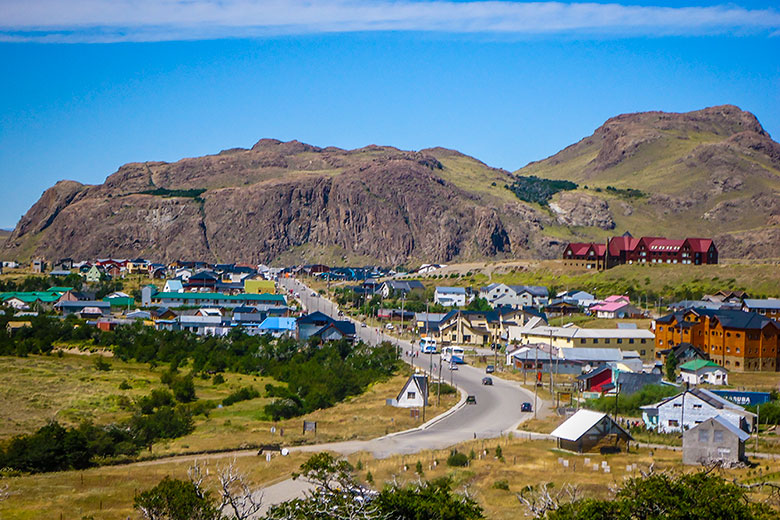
[665,351,678,382]
[377,477,485,520]
[466,297,492,312]
[134,476,221,520]
[534,470,776,520]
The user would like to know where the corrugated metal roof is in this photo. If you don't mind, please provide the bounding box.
[550,409,608,441]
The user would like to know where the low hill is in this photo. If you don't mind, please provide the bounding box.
[517,105,780,259]
[4,105,778,264]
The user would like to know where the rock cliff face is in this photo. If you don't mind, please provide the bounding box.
[3,142,548,264]
[5,105,779,264]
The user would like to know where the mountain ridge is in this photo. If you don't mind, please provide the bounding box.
[4,105,779,264]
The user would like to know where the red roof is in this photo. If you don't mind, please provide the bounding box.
[567,243,592,256]
[684,238,713,253]
[608,235,640,255]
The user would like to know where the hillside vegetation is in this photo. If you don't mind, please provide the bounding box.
[3,105,779,264]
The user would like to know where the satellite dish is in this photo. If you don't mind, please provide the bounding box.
[281,448,289,456]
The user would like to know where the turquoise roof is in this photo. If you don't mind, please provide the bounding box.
[679,359,722,371]
[258,317,297,331]
[1,291,62,303]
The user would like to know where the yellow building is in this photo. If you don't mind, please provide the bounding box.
[244,279,276,294]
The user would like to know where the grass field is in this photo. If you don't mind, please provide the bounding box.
[352,437,780,520]
[0,448,311,520]
[402,260,780,301]
[0,354,457,456]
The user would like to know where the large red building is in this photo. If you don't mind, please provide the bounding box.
[563,233,718,270]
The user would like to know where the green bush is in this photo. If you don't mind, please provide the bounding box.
[447,450,469,467]
[493,479,510,491]
[507,175,577,206]
[222,386,260,406]
[585,384,679,416]
[119,380,132,390]
[93,357,111,371]
[212,373,225,385]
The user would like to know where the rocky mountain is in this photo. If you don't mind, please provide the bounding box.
[518,105,780,259]
[4,105,779,264]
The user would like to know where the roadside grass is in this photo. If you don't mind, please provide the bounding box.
[147,369,458,457]
[348,436,780,520]
[0,449,311,520]
[727,372,780,391]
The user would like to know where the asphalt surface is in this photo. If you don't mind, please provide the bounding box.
[278,277,544,456]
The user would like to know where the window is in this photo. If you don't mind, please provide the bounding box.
[693,404,702,409]
[641,339,647,344]
[629,339,635,344]
[617,338,623,344]
[593,339,599,344]
[659,326,664,331]
[669,419,679,427]
[581,339,586,344]
[407,392,416,400]
[714,430,724,443]
[605,339,610,344]
[673,403,682,408]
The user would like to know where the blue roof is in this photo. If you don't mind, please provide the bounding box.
[258,317,297,331]
[436,286,466,294]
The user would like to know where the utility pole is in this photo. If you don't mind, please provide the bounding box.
[549,329,554,394]
[437,356,442,406]
[756,405,760,452]
[534,346,539,419]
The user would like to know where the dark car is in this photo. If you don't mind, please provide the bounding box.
[521,402,533,413]
[481,376,493,386]
[466,395,477,405]
[485,364,495,374]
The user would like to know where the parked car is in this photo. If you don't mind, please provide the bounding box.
[449,363,458,371]
[385,323,394,330]
[311,292,317,297]
[521,402,533,413]
[486,364,495,374]
[482,377,493,386]
[361,322,367,328]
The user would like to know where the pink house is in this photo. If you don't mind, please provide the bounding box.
[590,296,639,319]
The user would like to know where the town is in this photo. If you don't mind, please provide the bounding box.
[2,233,780,518]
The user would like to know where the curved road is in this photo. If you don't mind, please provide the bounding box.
[279,277,546,458]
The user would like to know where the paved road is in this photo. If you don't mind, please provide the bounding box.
[278,277,546,455]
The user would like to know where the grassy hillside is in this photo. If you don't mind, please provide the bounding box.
[402,260,780,302]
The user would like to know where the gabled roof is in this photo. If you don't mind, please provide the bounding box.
[436,286,466,295]
[705,415,750,442]
[743,299,780,310]
[296,311,334,325]
[550,409,632,442]
[576,365,611,381]
[679,359,723,372]
[258,317,297,331]
[684,238,715,253]
[396,374,428,403]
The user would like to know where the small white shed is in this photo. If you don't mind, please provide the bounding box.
[394,374,428,408]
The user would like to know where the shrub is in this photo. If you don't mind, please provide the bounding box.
[222,386,260,407]
[493,479,510,491]
[447,450,469,467]
[93,357,111,371]
[507,175,577,206]
[212,374,225,385]
[119,380,132,390]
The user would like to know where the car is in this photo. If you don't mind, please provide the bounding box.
[481,377,493,386]
[449,363,458,371]
[338,311,344,316]
[521,402,533,413]
[466,395,477,405]
[385,323,394,330]
[311,292,317,297]
[485,364,495,374]
[361,322,367,328]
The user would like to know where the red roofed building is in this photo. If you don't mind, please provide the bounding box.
[563,233,717,271]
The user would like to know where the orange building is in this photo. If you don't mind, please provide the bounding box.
[654,309,780,372]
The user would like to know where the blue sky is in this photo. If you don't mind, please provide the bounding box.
[1,1,779,229]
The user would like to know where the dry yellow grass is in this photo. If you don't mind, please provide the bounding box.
[156,370,458,456]
[0,450,311,520]
[349,437,780,520]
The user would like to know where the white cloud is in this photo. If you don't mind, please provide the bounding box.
[1,0,779,43]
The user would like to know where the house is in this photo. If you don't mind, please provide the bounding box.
[508,322,654,357]
[49,270,72,277]
[186,270,219,290]
[434,287,469,307]
[415,312,448,336]
[683,416,749,467]
[562,234,718,270]
[163,279,184,293]
[544,300,581,316]
[31,258,45,273]
[55,300,112,317]
[256,317,297,337]
[589,295,641,319]
[742,299,780,320]
[577,365,614,393]
[177,315,231,336]
[195,308,222,317]
[393,373,428,408]
[297,311,335,340]
[417,264,446,274]
[615,371,664,396]
[380,280,425,299]
[479,284,549,309]
[150,307,177,320]
[557,290,598,308]
[244,279,276,294]
[85,265,103,283]
[126,310,151,320]
[6,321,32,334]
[312,320,356,341]
[640,387,755,434]
[656,342,709,366]
[126,258,150,274]
[679,359,728,386]
[150,291,286,309]
[654,308,780,372]
[550,409,633,453]
[432,308,542,346]
[1,291,62,311]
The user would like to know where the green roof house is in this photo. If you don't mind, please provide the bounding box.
[680,359,728,386]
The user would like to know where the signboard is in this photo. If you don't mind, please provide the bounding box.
[302,420,317,434]
[711,390,771,407]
